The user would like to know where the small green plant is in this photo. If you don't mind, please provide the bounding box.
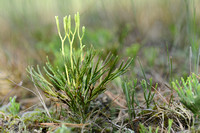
[27,12,132,123]
[122,79,139,119]
[139,118,173,133]
[0,97,28,133]
[8,96,20,116]
[122,77,158,131]
[141,78,157,108]
[137,58,157,108]
[172,73,200,115]
[139,124,159,133]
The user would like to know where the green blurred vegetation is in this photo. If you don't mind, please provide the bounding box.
[0,0,200,106]
[1,0,199,78]
[1,0,200,132]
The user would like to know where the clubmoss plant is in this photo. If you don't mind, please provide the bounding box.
[141,78,157,109]
[122,79,139,119]
[27,12,132,123]
[172,73,200,115]
[137,58,157,108]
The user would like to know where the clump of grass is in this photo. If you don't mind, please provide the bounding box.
[139,123,159,133]
[141,78,157,108]
[121,74,193,132]
[122,79,138,119]
[139,119,173,133]
[27,12,132,123]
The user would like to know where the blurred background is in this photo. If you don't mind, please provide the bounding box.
[0,0,200,102]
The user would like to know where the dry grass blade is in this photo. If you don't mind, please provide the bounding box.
[40,122,90,128]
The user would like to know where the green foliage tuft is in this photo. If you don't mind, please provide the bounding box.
[122,79,138,119]
[8,97,20,116]
[141,78,157,108]
[173,73,200,115]
[27,12,132,123]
